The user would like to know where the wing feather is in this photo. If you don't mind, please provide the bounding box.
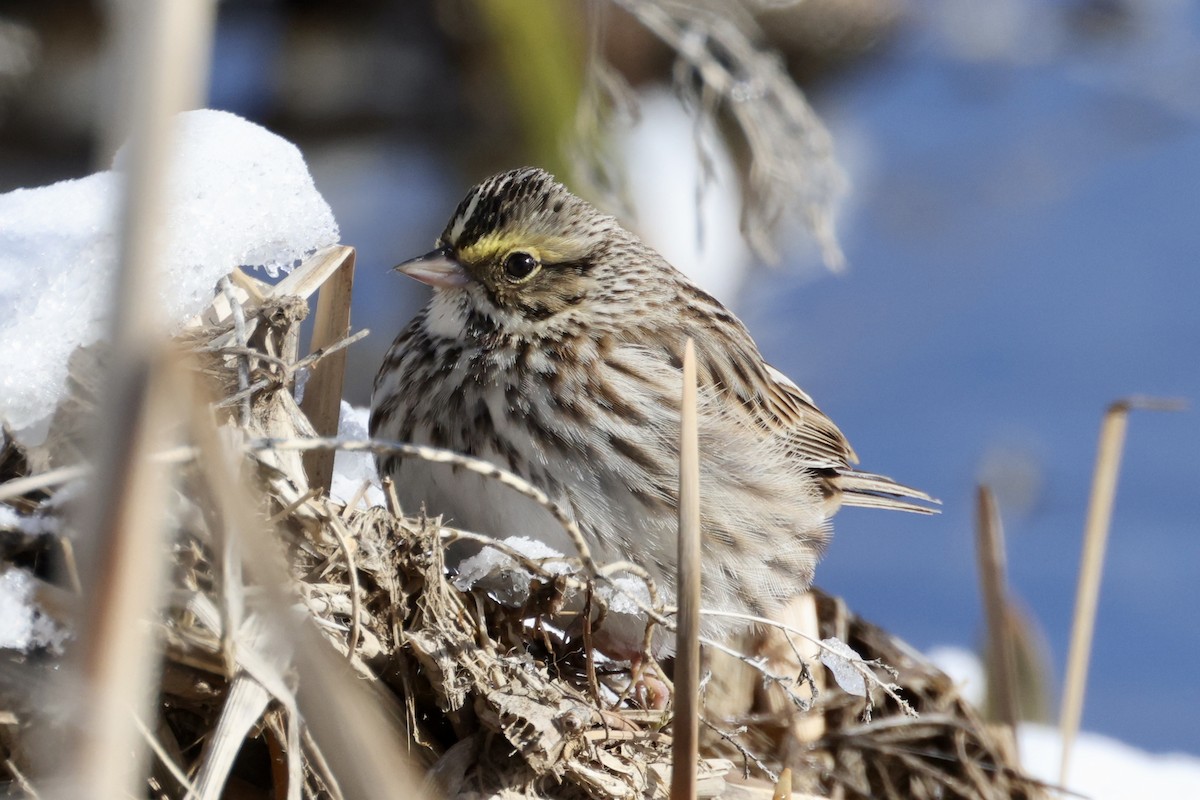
[691,329,938,515]
[649,276,938,515]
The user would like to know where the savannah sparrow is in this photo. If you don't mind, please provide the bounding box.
[371,167,933,640]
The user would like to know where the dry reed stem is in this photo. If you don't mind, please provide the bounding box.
[773,767,792,800]
[194,673,275,799]
[270,245,357,302]
[326,514,363,657]
[4,757,40,799]
[672,338,702,800]
[975,486,1019,734]
[228,264,269,304]
[300,248,357,494]
[1057,396,1185,787]
[135,713,200,799]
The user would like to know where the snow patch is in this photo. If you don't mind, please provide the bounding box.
[453,536,576,606]
[0,109,339,445]
[0,567,70,653]
[329,402,384,509]
[926,644,987,708]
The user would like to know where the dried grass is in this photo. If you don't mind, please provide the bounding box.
[0,249,1045,799]
[577,0,848,270]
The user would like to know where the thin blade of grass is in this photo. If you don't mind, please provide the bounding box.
[671,338,701,800]
[1058,397,1186,786]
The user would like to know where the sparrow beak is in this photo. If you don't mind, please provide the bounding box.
[394,246,469,288]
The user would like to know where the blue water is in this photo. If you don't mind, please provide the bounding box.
[738,11,1200,755]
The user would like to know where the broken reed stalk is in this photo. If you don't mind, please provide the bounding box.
[671,338,701,800]
[57,3,217,799]
[772,767,793,800]
[1058,396,1185,787]
[975,486,1020,735]
[300,248,357,495]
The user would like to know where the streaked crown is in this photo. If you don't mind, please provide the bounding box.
[442,167,623,263]
[417,167,633,323]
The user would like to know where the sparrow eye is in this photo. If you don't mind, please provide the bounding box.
[503,251,540,282]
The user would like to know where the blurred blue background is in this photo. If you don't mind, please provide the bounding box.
[745,1,1200,756]
[0,0,1195,756]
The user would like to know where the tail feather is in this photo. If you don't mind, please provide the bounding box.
[832,469,940,515]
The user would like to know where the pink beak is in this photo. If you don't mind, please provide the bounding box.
[394,246,469,288]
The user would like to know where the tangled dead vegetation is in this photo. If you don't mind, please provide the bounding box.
[0,248,1046,799]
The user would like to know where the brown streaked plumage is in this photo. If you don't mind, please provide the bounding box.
[371,167,935,643]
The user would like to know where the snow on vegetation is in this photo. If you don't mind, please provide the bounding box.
[0,557,69,654]
[330,402,384,508]
[0,109,339,445]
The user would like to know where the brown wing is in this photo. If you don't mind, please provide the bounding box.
[760,362,938,514]
[695,336,936,514]
[673,277,937,515]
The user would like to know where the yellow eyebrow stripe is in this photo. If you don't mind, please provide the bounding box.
[457,233,578,265]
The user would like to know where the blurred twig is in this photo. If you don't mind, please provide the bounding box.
[975,486,1019,734]
[600,0,846,268]
[475,0,586,179]
[55,2,217,798]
